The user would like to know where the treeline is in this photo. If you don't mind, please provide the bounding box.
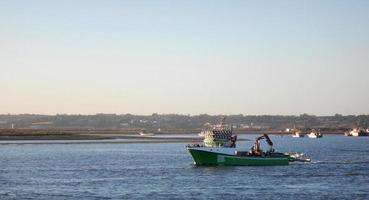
[0,113,368,130]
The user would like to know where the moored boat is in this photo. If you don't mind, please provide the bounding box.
[186,118,310,166]
[291,128,304,138]
[344,128,368,137]
[307,129,323,138]
[138,130,154,136]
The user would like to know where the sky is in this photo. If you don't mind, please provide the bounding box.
[1,0,369,116]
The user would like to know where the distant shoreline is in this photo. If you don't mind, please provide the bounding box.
[0,128,344,143]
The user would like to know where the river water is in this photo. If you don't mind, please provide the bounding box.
[1,135,368,199]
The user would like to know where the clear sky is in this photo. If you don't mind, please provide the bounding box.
[1,0,369,115]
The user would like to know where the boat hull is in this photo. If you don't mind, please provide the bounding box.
[307,134,322,138]
[292,134,304,138]
[187,147,290,166]
[352,132,368,137]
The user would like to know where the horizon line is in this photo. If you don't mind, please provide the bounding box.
[1,113,368,117]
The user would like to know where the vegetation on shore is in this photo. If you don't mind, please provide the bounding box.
[1,114,368,131]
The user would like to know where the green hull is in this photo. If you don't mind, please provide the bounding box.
[188,148,290,166]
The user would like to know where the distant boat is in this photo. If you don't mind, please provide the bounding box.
[138,131,154,136]
[307,129,323,138]
[344,128,368,137]
[291,129,304,138]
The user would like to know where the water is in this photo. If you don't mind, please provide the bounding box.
[1,135,369,199]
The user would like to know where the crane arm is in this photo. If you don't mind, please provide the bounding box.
[253,134,274,155]
[255,134,273,146]
[263,134,273,147]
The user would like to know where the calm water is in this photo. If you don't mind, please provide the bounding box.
[1,135,369,199]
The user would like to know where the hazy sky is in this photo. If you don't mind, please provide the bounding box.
[1,0,369,115]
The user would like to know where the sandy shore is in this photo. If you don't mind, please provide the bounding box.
[0,128,342,144]
[0,128,263,142]
[0,134,251,144]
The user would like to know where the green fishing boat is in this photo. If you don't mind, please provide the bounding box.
[187,118,309,166]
